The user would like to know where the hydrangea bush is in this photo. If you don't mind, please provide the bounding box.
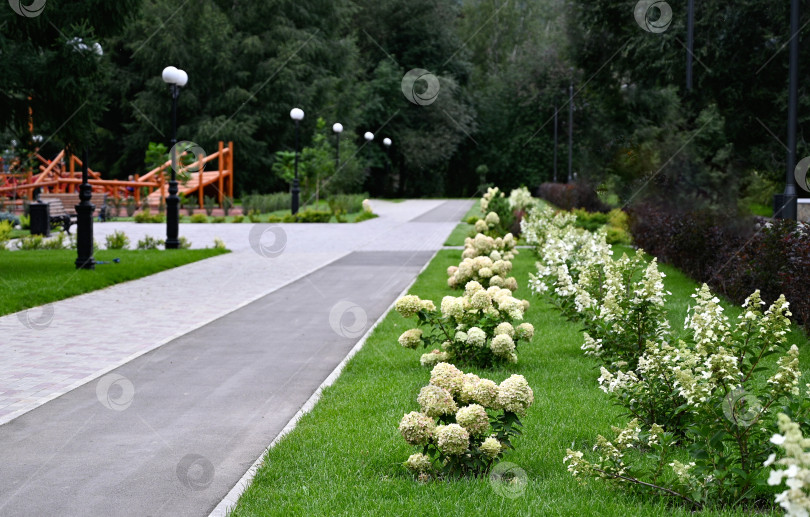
[399,363,534,478]
[447,253,518,291]
[508,186,535,213]
[526,198,810,509]
[395,285,533,368]
[766,413,810,517]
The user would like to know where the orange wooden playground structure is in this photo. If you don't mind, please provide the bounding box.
[0,141,234,210]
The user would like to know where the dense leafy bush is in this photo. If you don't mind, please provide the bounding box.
[328,193,366,215]
[480,188,514,235]
[354,211,377,222]
[0,220,12,249]
[0,212,20,227]
[289,209,332,223]
[629,205,810,332]
[136,235,163,250]
[105,230,130,250]
[190,214,208,223]
[242,192,289,214]
[537,182,609,212]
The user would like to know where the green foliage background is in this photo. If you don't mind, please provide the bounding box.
[1,0,805,204]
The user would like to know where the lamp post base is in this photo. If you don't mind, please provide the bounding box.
[774,193,798,220]
[75,183,95,270]
[291,179,300,215]
[166,180,180,249]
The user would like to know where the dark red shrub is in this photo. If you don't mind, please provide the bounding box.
[629,205,810,332]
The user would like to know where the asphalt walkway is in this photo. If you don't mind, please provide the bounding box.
[0,199,472,516]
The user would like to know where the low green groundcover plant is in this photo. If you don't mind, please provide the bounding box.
[399,362,533,479]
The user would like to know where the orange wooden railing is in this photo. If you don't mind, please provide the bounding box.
[0,141,234,209]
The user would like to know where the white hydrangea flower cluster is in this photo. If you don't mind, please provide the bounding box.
[396,279,532,367]
[399,363,534,477]
[448,251,518,290]
[766,413,810,517]
[508,186,535,212]
[480,186,504,213]
[362,199,373,213]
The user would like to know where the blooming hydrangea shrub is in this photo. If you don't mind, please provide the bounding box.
[447,253,518,291]
[766,413,810,517]
[459,231,518,261]
[394,287,533,368]
[566,285,805,508]
[399,363,534,478]
[508,186,535,213]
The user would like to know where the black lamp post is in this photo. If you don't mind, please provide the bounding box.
[383,137,392,178]
[553,103,558,182]
[290,108,304,215]
[686,0,695,91]
[567,80,573,183]
[775,0,800,220]
[162,65,188,249]
[333,122,343,172]
[74,149,95,270]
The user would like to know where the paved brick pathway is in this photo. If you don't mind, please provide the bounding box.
[0,200,468,425]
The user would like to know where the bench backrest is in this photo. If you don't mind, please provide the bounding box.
[40,192,107,215]
[42,198,68,217]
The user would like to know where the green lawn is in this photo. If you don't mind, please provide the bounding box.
[229,244,802,516]
[0,248,228,316]
[444,200,482,246]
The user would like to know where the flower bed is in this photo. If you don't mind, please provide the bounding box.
[522,204,810,512]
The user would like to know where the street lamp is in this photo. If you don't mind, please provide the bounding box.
[333,122,343,173]
[290,108,304,215]
[567,80,573,184]
[775,0,800,220]
[162,65,188,249]
[383,137,392,178]
[75,149,95,269]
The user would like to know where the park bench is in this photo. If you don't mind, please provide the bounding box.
[40,192,109,233]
